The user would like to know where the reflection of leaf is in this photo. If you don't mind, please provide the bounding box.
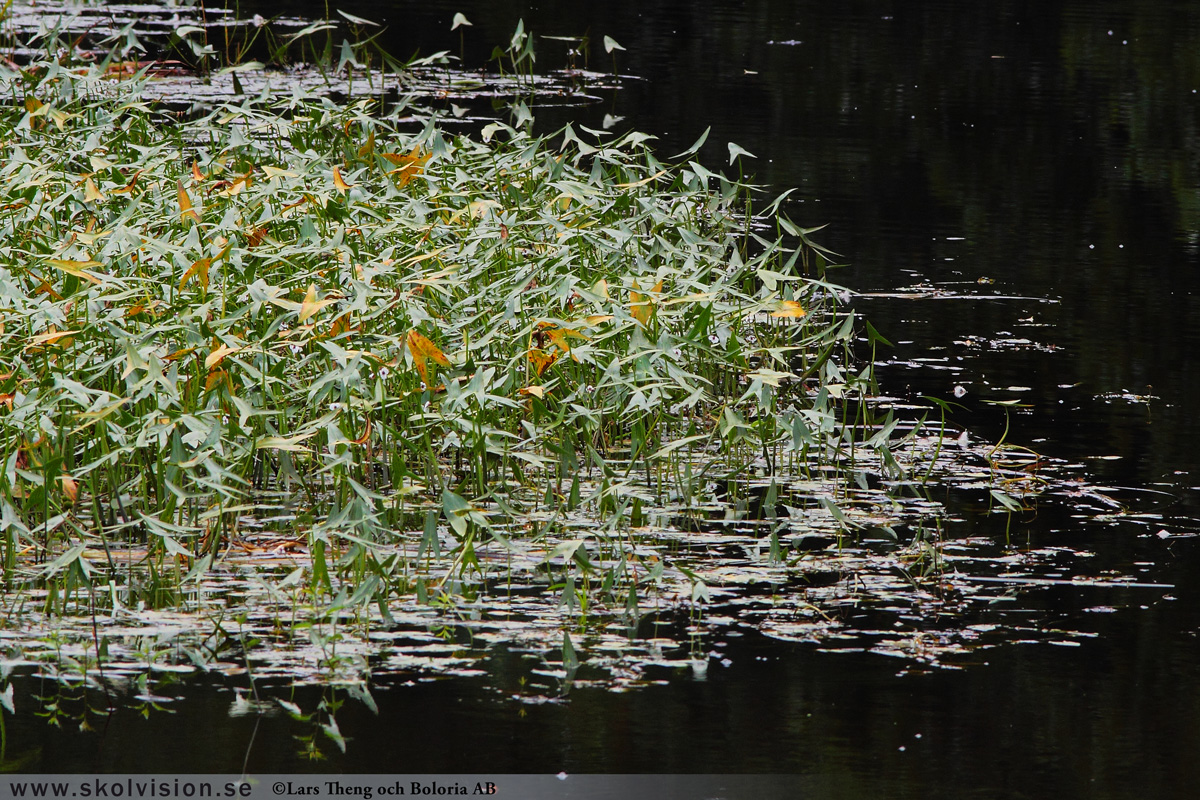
[407,330,450,385]
[769,300,806,318]
[528,348,557,377]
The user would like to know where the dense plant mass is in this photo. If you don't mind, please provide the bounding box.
[6,54,1061,731]
[1,57,886,593]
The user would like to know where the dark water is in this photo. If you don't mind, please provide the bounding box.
[12,1,1200,794]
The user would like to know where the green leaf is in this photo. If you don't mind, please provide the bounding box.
[728,141,757,164]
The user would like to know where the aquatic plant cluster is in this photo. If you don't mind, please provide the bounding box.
[0,52,877,602]
[0,19,1105,753]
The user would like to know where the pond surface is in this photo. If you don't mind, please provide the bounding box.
[9,0,1200,795]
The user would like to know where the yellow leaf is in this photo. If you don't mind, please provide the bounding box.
[261,165,298,179]
[593,278,609,300]
[527,348,558,377]
[769,300,807,319]
[298,283,336,323]
[191,161,206,183]
[179,257,212,290]
[28,329,78,346]
[333,165,352,194]
[84,177,105,203]
[519,385,545,399]
[46,258,104,284]
[382,146,430,187]
[407,330,450,385]
[630,279,663,326]
[545,326,588,354]
[177,179,200,224]
[585,314,614,326]
[615,169,668,189]
[357,129,375,159]
[205,344,241,370]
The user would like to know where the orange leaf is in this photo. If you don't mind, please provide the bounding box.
[191,161,206,182]
[545,325,588,354]
[111,170,142,194]
[630,279,663,326]
[59,474,79,502]
[769,300,807,318]
[528,348,558,377]
[333,165,352,194]
[407,330,450,385]
[351,416,372,445]
[179,256,212,290]
[178,179,200,224]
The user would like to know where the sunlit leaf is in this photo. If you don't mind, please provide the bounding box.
[451,12,472,30]
[27,329,78,346]
[205,344,242,370]
[46,258,105,283]
[257,432,318,451]
[519,385,545,398]
[769,300,807,318]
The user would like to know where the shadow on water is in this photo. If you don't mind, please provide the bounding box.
[7,0,1200,794]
